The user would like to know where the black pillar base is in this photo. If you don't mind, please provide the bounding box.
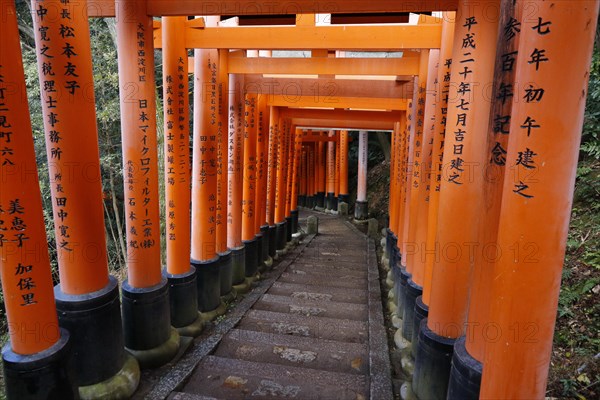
[390,233,398,268]
[2,329,77,400]
[231,246,246,286]
[291,210,299,235]
[402,278,423,342]
[275,221,287,250]
[413,318,456,400]
[338,194,349,205]
[447,336,482,400]
[395,267,410,318]
[306,196,315,209]
[268,225,277,257]
[166,267,200,331]
[218,250,233,297]
[243,238,258,278]
[384,228,393,260]
[316,191,325,208]
[122,278,179,369]
[298,195,306,207]
[255,233,265,273]
[54,276,125,386]
[354,200,369,220]
[260,225,270,264]
[326,192,335,210]
[192,256,221,313]
[285,216,293,242]
[411,296,429,357]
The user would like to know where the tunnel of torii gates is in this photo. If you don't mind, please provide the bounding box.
[0,0,598,399]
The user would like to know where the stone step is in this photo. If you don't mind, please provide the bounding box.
[253,293,368,321]
[168,393,221,400]
[215,329,368,375]
[180,356,368,400]
[286,263,367,278]
[268,281,368,304]
[292,259,368,271]
[238,309,368,344]
[278,272,366,289]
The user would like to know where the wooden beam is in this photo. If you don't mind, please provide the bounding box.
[291,118,395,130]
[228,56,419,75]
[269,95,407,110]
[88,1,459,18]
[243,75,413,99]
[155,24,441,50]
[281,108,404,122]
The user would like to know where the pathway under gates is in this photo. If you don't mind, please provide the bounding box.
[134,210,391,399]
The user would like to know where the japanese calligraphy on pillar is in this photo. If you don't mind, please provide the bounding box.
[0,4,62,353]
[510,9,552,199]
[116,1,161,287]
[31,0,109,294]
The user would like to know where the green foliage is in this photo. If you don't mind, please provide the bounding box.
[582,46,600,159]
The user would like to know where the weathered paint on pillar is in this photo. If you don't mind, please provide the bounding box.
[465,0,521,362]
[411,50,440,288]
[163,16,191,273]
[191,46,218,261]
[357,131,368,202]
[427,0,501,338]
[481,2,599,398]
[242,93,258,242]
[1,2,60,353]
[423,12,456,306]
[116,0,162,288]
[284,124,296,216]
[32,0,109,294]
[334,133,341,197]
[227,74,244,249]
[266,106,279,226]
[216,49,229,254]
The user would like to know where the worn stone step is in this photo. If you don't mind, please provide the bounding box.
[215,329,368,375]
[286,263,367,278]
[253,293,368,321]
[238,309,368,344]
[180,355,368,400]
[278,272,366,289]
[268,281,368,304]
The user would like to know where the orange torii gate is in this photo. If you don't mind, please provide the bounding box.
[1,1,598,399]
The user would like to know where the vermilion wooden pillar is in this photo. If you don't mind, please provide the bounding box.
[274,116,290,252]
[338,130,349,206]
[446,2,521,397]
[255,94,271,269]
[163,16,203,335]
[116,0,178,368]
[266,106,279,258]
[1,3,74,395]
[325,131,336,210]
[403,49,440,346]
[228,74,249,292]
[316,138,326,208]
[402,50,433,341]
[417,12,456,363]
[242,93,260,281]
[289,128,303,233]
[31,0,137,390]
[190,17,227,323]
[481,2,599,398]
[214,47,234,301]
[284,124,296,237]
[413,2,501,399]
[355,131,369,220]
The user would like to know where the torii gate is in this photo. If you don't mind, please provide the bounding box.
[0,1,598,400]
